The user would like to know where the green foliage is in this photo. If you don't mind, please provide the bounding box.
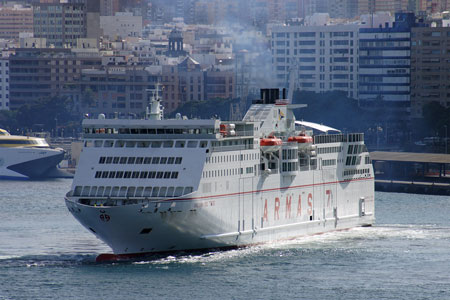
[0,96,80,134]
[421,102,450,136]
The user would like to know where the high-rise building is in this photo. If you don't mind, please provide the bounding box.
[271,24,360,99]
[0,5,33,41]
[0,57,9,111]
[410,26,450,119]
[32,0,100,47]
[8,48,101,109]
[358,13,417,114]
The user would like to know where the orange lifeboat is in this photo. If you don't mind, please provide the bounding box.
[260,136,282,152]
[288,133,313,144]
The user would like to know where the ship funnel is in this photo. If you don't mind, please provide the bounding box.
[260,89,280,104]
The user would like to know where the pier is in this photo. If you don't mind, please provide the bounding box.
[371,151,450,195]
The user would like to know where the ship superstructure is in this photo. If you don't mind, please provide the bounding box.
[0,129,65,179]
[65,89,374,260]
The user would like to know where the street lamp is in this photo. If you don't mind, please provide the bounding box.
[444,125,448,154]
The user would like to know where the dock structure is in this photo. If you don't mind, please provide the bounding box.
[371,151,450,195]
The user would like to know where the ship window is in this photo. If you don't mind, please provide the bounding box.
[103,186,112,197]
[111,186,119,197]
[127,187,135,197]
[143,187,152,197]
[149,171,156,178]
[115,140,125,147]
[136,157,144,164]
[119,187,127,197]
[151,141,162,148]
[81,186,90,196]
[116,171,124,178]
[164,172,171,178]
[137,141,150,148]
[124,171,131,178]
[109,171,116,178]
[90,186,97,197]
[126,141,136,148]
[113,157,120,164]
[171,172,178,179]
[160,157,167,164]
[94,140,103,147]
[148,129,156,134]
[157,129,165,134]
[135,187,144,197]
[175,157,182,164]
[152,157,160,164]
[96,186,104,197]
[175,141,185,148]
[131,129,139,134]
[99,157,106,164]
[106,157,112,164]
[104,140,114,147]
[144,157,152,164]
[120,157,127,164]
[95,171,101,178]
[156,172,163,178]
[347,145,353,154]
[167,157,175,164]
[163,141,173,148]
[132,171,139,178]
[166,187,174,197]
[119,128,130,134]
[174,187,184,196]
[140,171,148,178]
[102,171,109,178]
[159,187,167,197]
[351,156,357,165]
[184,187,193,194]
[188,141,198,148]
[151,187,159,197]
[127,157,136,164]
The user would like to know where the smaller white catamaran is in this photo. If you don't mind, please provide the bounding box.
[0,129,65,179]
[65,89,374,261]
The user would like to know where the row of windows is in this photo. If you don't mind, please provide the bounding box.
[317,146,343,154]
[346,156,362,166]
[88,139,208,149]
[202,167,255,178]
[322,159,337,167]
[343,168,371,177]
[282,162,298,172]
[94,171,179,179]
[207,152,259,164]
[85,127,215,135]
[74,185,193,198]
[347,144,367,155]
[99,156,182,165]
[282,149,297,160]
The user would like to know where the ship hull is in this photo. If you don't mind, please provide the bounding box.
[65,174,374,256]
[0,147,65,179]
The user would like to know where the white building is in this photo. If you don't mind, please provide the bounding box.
[271,24,360,99]
[100,13,143,39]
[0,57,9,110]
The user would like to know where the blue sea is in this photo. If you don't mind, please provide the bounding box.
[1,179,450,300]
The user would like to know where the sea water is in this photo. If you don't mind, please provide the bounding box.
[1,180,450,300]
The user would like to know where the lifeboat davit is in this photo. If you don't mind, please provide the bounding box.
[260,136,282,152]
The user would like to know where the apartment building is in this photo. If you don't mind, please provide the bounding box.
[0,5,33,40]
[79,66,161,118]
[8,48,101,109]
[0,57,9,110]
[271,23,360,99]
[411,27,450,118]
[358,13,416,112]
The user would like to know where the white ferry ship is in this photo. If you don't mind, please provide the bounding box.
[0,129,65,179]
[65,89,374,261]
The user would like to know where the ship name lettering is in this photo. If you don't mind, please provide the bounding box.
[285,194,292,219]
[274,197,280,220]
